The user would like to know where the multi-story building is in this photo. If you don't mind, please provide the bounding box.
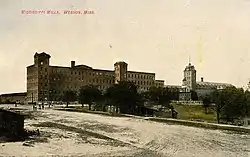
[155,80,165,88]
[182,63,197,91]
[26,52,164,103]
[180,62,233,100]
[164,62,234,101]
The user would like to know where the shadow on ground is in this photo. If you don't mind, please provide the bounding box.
[79,149,165,157]
[32,122,133,147]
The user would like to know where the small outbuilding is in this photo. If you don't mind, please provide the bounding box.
[0,109,25,138]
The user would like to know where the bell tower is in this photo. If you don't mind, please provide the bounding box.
[182,62,196,91]
[114,61,128,84]
[34,52,50,66]
[34,52,51,102]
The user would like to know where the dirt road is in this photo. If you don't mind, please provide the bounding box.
[1,105,249,157]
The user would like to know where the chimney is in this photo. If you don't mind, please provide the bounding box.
[201,77,204,82]
[71,61,75,68]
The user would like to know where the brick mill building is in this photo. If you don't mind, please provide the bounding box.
[26,52,165,103]
[177,62,234,100]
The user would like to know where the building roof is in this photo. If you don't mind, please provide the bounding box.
[93,69,114,73]
[127,71,155,75]
[114,61,128,65]
[50,65,70,68]
[165,85,182,88]
[0,108,25,116]
[196,81,233,89]
[34,52,51,58]
[74,65,93,69]
[184,63,196,71]
[26,65,34,68]
[0,92,27,97]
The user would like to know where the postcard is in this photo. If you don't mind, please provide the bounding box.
[0,0,249,156]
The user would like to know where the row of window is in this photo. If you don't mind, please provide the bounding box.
[50,78,115,84]
[51,69,114,78]
[36,80,160,90]
[130,80,154,86]
[70,71,114,77]
[155,83,164,87]
[50,68,154,80]
[48,78,154,86]
[40,85,152,96]
[127,74,154,80]
[139,87,150,91]
[40,85,110,95]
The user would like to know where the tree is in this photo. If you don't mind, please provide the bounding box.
[220,87,244,122]
[104,81,143,115]
[212,87,250,124]
[202,95,212,114]
[140,91,150,102]
[147,87,171,107]
[165,87,179,101]
[244,90,250,117]
[212,88,229,123]
[191,90,198,101]
[62,90,77,108]
[78,85,102,110]
[48,88,57,102]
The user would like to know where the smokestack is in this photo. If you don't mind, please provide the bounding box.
[71,61,75,68]
[201,77,204,82]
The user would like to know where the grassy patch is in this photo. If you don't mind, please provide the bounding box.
[172,104,217,123]
[148,118,250,134]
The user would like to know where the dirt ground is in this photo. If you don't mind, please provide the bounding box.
[0,104,249,157]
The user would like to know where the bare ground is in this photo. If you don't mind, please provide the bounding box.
[0,105,249,157]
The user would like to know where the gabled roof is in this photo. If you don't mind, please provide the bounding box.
[165,85,182,88]
[196,81,233,89]
[74,65,93,69]
[0,92,27,97]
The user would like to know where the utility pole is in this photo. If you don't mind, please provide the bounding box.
[32,92,36,110]
[32,92,34,104]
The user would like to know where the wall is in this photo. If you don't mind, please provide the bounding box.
[0,93,27,104]
[127,71,155,92]
[196,88,216,99]
[171,100,203,105]
[27,52,164,102]
[179,92,192,101]
[0,109,24,137]
[154,80,165,88]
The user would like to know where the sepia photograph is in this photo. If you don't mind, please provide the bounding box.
[0,0,249,156]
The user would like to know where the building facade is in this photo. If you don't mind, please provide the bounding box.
[182,63,197,91]
[155,80,165,88]
[0,92,27,104]
[181,62,233,99]
[164,85,191,101]
[164,62,234,101]
[26,52,164,103]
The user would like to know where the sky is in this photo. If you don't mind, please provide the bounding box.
[1,0,250,94]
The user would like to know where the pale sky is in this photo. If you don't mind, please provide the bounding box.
[1,0,250,94]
